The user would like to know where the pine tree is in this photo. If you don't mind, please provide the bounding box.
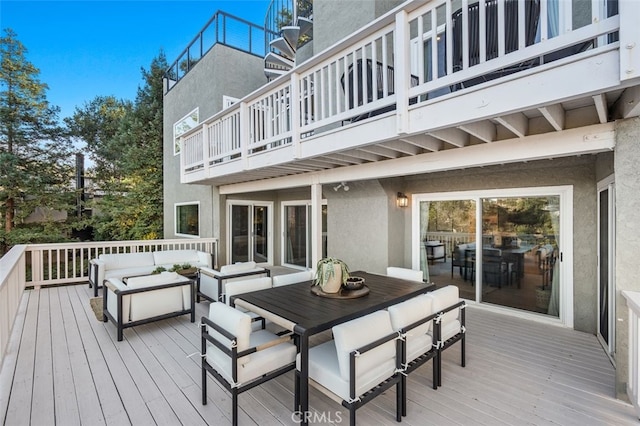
[0,29,73,250]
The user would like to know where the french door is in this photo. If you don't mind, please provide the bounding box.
[227,201,273,265]
[282,201,327,269]
[413,186,573,326]
[597,175,615,362]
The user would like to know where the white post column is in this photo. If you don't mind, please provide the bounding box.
[310,181,323,274]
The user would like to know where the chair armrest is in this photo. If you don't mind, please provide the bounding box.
[199,266,222,278]
[105,278,127,293]
[197,251,213,268]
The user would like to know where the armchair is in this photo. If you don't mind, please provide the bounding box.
[197,261,270,303]
[386,266,424,282]
[103,272,194,341]
[272,270,314,287]
[201,302,297,426]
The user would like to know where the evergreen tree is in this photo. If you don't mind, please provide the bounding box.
[67,52,167,241]
[0,29,73,250]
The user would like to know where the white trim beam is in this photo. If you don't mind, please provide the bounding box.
[458,121,497,143]
[538,104,565,131]
[220,123,615,194]
[399,134,444,152]
[428,128,470,147]
[613,86,640,119]
[378,140,421,156]
[357,145,401,159]
[495,112,528,138]
[592,94,608,124]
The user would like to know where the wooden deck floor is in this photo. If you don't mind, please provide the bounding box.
[1,283,637,425]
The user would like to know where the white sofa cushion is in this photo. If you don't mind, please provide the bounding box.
[152,249,211,269]
[331,310,396,382]
[104,266,156,281]
[99,252,155,270]
[225,277,272,306]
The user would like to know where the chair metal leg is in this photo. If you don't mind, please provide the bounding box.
[202,366,207,405]
[349,408,356,426]
[232,391,238,426]
[396,379,403,421]
[401,375,407,416]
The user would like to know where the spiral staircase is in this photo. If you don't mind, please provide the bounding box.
[264,1,313,80]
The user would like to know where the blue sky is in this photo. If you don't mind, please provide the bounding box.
[1,0,270,120]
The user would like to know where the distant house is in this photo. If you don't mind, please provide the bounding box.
[162,0,640,400]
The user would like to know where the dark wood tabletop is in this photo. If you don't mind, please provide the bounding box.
[233,270,435,336]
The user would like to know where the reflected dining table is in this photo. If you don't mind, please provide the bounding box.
[232,270,435,425]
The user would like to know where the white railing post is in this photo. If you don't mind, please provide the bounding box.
[623,290,640,419]
[619,0,640,81]
[239,101,250,169]
[290,73,301,158]
[394,9,409,135]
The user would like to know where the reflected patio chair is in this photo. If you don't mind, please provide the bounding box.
[426,285,466,387]
[387,266,424,282]
[201,302,297,426]
[295,310,403,425]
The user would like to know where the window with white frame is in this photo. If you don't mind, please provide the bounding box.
[175,202,200,237]
[173,108,199,155]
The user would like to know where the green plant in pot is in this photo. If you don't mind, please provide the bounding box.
[314,257,350,294]
[152,266,167,275]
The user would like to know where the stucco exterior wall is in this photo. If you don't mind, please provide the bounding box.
[614,117,640,398]
[312,0,402,53]
[163,44,266,243]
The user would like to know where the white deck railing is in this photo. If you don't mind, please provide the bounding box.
[181,0,622,181]
[623,290,640,419]
[0,238,218,371]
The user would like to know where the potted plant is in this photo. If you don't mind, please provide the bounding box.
[314,257,350,294]
[151,266,167,275]
[169,263,197,276]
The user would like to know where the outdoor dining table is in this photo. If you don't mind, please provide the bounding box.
[232,270,435,425]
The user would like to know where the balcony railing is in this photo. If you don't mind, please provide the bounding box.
[623,290,640,419]
[0,239,218,370]
[164,11,266,93]
[180,0,623,181]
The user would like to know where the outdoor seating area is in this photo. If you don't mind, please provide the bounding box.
[1,279,635,425]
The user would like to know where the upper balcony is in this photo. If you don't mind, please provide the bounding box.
[179,0,640,188]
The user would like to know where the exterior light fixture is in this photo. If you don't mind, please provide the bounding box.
[397,192,408,208]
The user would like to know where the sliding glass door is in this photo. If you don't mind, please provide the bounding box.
[228,201,273,265]
[282,201,327,269]
[598,176,615,361]
[414,187,572,324]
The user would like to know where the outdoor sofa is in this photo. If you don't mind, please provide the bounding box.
[89,249,212,297]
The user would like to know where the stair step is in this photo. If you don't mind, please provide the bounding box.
[297,16,313,37]
[265,51,294,69]
[281,26,300,50]
[270,36,296,58]
[264,67,288,80]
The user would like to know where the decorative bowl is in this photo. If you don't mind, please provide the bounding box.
[343,276,365,290]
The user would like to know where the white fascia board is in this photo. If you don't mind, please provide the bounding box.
[407,50,621,134]
[219,122,615,194]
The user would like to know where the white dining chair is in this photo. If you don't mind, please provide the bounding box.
[201,302,297,426]
[426,285,466,387]
[272,270,314,287]
[386,266,424,282]
[388,294,439,416]
[295,310,403,426]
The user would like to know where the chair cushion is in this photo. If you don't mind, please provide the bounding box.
[272,270,314,287]
[388,294,433,337]
[332,310,396,382]
[208,302,252,361]
[126,272,190,322]
[386,267,423,282]
[104,266,156,281]
[298,340,397,401]
[99,252,155,270]
[225,277,272,306]
[428,285,461,333]
[220,261,258,274]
